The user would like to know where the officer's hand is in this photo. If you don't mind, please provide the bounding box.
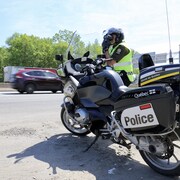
[102,34,112,53]
[102,40,111,53]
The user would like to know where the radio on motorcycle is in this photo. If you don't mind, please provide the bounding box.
[57,51,180,176]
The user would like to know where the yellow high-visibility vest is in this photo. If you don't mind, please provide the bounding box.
[109,42,134,82]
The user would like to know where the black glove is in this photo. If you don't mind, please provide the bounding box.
[102,34,112,53]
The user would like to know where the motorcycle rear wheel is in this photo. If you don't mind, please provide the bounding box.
[60,107,91,136]
[139,139,180,176]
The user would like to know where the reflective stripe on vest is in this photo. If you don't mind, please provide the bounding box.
[113,61,132,67]
[109,42,134,82]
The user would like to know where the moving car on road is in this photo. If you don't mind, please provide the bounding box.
[11,69,63,94]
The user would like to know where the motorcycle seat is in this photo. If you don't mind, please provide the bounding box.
[111,85,131,101]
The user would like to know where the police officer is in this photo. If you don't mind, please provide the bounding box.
[102,27,134,86]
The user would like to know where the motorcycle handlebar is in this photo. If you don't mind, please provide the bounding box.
[94,58,113,65]
[80,58,113,75]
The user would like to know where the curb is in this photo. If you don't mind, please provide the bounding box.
[0,83,14,92]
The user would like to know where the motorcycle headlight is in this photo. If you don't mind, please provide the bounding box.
[64,81,76,98]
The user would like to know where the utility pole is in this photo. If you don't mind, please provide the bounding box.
[165,0,173,64]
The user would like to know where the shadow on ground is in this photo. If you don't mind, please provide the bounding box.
[7,133,178,180]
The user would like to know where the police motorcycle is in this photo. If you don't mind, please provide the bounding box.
[56,51,180,176]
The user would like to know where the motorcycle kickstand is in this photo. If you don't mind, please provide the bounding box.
[83,130,100,152]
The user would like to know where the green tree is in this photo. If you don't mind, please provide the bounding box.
[85,39,102,59]
[32,37,57,68]
[53,29,75,43]
[3,29,102,71]
[53,30,86,59]
[6,33,38,67]
[0,47,9,81]
[6,33,60,68]
[0,47,9,68]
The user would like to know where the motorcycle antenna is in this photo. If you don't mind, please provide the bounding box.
[165,0,173,64]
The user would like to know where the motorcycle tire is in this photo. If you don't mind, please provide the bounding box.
[60,107,91,136]
[139,141,180,176]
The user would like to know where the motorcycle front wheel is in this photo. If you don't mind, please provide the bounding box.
[60,107,91,136]
[139,138,180,176]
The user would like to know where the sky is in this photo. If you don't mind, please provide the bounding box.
[0,0,180,54]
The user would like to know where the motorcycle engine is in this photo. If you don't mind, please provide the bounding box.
[74,108,89,124]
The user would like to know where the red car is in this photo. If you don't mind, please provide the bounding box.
[11,69,63,94]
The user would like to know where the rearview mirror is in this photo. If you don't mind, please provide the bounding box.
[83,51,90,57]
[55,54,63,61]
